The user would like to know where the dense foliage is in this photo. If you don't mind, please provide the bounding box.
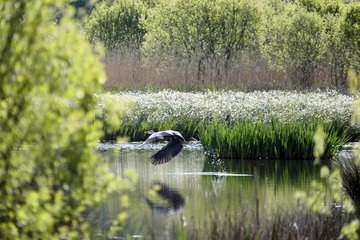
[142,0,262,81]
[263,3,329,86]
[85,0,147,50]
[86,0,359,89]
[0,1,133,239]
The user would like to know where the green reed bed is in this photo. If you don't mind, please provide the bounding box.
[96,90,357,160]
[200,121,349,160]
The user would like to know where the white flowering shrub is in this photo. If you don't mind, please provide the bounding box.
[101,90,353,125]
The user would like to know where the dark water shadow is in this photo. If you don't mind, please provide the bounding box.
[146,181,185,216]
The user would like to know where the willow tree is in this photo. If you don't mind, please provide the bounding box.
[342,4,360,74]
[142,0,263,83]
[262,2,329,87]
[0,1,130,239]
[85,0,148,51]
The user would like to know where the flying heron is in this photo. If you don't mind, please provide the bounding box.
[139,130,185,165]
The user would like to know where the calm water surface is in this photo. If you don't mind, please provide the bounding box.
[94,142,320,239]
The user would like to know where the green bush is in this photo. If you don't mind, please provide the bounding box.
[85,0,147,50]
[142,0,263,81]
[0,1,132,239]
[263,2,330,86]
[342,3,360,71]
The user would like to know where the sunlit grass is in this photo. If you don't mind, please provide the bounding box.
[200,121,349,160]
[96,90,357,160]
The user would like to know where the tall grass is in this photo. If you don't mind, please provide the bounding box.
[199,121,349,160]
[96,90,357,160]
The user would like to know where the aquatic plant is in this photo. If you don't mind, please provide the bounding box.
[96,90,356,159]
[199,121,349,160]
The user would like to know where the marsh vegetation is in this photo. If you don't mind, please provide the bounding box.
[97,90,358,160]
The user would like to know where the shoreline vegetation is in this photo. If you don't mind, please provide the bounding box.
[96,90,358,160]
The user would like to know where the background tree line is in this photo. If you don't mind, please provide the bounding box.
[84,0,360,90]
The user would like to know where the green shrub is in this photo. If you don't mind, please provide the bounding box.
[263,2,330,86]
[0,1,133,239]
[342,3,360,71]
[142,0,263,81]
[85,0,147,50]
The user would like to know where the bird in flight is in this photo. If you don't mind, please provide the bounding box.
[140,130,185,165]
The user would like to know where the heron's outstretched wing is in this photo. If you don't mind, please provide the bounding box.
[139,131,174,147]
[151,139,183,165]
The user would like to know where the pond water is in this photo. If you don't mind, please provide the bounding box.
[93,142,320,239]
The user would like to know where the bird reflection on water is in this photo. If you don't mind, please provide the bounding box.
[146,181,185,216]
[145,181,186,240]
